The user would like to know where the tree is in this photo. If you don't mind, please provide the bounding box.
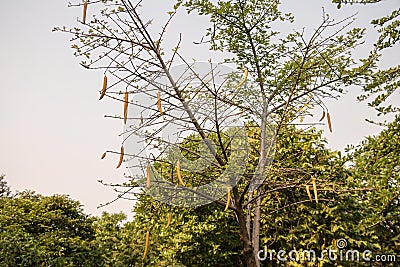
[346,115,400,260]
[129,194,241,266]
[92,212,142,266]
[56,0,376,265]
[333,0,400,118]
[0,191,102,266]
[126,126,383,266]
[0,174,11,198]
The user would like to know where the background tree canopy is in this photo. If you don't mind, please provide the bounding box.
[1,118,398,266]
[0,191,101,266]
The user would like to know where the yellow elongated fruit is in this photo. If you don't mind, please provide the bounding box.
[143,231,150,260]
[157,91,163,114]
[101,152,107,159]
[146,164,151,188]
[319,110,326,122]
[83,2,88,24]
[327,112,333,133]
[312,178,318,204]
[306,185,312,202]
[176,160,185,186]
[116,146,124,169]
[123,92,129,124]
[166,212,172,228]
[235,68,248,90]
[225,188,231,211]
[300,116,305,123]
[99,75,108,100]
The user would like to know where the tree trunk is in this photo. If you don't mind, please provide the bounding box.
[235,204,257,267]
[252,190,262,267]
[246,192,253,238]
[249,101,270,267]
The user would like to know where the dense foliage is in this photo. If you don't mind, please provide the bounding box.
[1,118,398,266]
[347,115,400,259]
[0,192,101,266]
[126,125,398,266]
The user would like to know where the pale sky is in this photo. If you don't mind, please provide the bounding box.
[0,0,398,217]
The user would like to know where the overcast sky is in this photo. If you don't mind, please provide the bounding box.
[0,0,398,217]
